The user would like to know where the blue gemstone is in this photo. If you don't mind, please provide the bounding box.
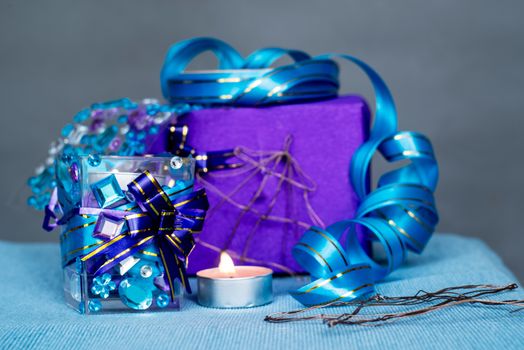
[128,260,160,285]
[118,278,153,310]
[120,98,134,108]
[73,108,91,123]
[80,134,92,145]
[88,299,102,312]
[149,125,159,135]
[27,176,38,186]
[74,258,83,273]
[87,154,101,167]
[91,281,103,293]
[27,196,37,207]
[117,144,133,156]
[78,302,85,314]
[146,104,159,115]
[61,124,75,138]
[91,273,117,299]
[91,174,125,208]
[156,294,170,308]
[95,126,118,150]
[117,115,128,124]
[170,156,184,170]
[91,283,103,295]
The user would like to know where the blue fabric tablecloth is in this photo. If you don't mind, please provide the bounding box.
[1,233,523,349]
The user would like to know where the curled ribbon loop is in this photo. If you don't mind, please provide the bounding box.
[79,171,209,299]
[161,37,338,106]
[160,38,439,306]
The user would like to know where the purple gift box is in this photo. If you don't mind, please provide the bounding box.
[161,95,369,274]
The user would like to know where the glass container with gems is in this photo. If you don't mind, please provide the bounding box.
[57,154,200,314]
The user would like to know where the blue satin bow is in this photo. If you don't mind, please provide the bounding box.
[161,38,439,306]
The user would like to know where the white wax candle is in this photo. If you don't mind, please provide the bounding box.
[196,266,272,279]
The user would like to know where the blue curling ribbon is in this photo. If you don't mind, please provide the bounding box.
[161,38,439,306]
[161,38,339,106]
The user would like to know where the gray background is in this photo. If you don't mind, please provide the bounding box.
[1,1,523,280]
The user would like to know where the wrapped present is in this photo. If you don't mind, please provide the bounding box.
[150,96,370,274]
[51,154,209,314]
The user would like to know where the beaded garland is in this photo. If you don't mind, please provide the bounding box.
[27,98,200,210]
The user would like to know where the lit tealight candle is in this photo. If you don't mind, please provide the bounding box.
[196,252,273,308]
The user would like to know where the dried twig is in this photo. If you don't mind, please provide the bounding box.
[265,283,524,327]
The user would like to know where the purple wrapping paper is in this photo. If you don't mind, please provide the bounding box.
[162,96,369,274]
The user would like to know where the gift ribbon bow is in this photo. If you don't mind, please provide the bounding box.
[82,171,208,297]
[47,170,209,300]
[161,38,438,306]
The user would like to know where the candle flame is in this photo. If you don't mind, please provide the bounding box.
[218,251,236,274]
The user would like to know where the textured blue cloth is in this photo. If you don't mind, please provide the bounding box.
[0,234,523,349]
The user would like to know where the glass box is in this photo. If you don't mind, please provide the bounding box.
[56,154,195,314]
